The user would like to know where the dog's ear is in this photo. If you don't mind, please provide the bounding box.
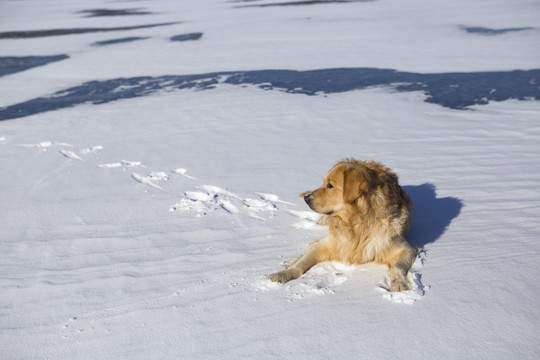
[343,166,374,203]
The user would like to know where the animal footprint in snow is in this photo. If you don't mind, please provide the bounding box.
[131,171,169,190]
[60,150,84,161]
[170,186,286,218]
[199,185,241,200]
[170,185,241,215]
[19,141,73,151]
[59,144,102,161]
[243,194,281,219]
[147,171,169,181]
[172,168,196,179]
[244,198,277,211]
[98,160,145,168]
[80,145,103,154]
[255,192,294,205]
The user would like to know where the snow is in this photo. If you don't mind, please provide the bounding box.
[1,0,539,359]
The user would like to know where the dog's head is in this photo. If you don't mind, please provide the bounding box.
[302,160,377,215]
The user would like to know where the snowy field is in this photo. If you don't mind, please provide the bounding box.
[1,0,539,359]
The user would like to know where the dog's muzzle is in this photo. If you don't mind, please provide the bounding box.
[304,192,333,215]
[304,192,314,206]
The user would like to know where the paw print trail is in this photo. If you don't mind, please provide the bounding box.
[169,185,289,220]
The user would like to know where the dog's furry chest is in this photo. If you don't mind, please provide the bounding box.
[322,217,384,264]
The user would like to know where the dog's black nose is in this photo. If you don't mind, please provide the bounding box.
[304,192,313,205]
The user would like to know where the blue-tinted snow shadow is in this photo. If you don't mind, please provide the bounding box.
[91,36,150,46]
[0,55,69,77]
[0,68,539,121]
[0,22,181,39]
[462,26,534,35]
[170,33,203,42]
[404,183,463,248]
[77,8,153,17]
[235,0,376,7]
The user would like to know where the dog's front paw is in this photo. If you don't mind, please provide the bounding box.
[390,278,411,292]
[268,268,301,283]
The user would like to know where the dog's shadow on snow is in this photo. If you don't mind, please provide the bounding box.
[403,183,463,248]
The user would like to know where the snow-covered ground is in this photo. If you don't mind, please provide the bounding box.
[1,0,539,359]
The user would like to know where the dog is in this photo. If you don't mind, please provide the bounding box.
[269,159,417,292]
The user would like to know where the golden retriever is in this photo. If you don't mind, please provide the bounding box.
[269,159,417,292]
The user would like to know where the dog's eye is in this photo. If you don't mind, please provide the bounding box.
[327,183,334,189]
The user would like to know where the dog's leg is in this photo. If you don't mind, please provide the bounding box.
[268,245,322,283]
[388,243,417,292]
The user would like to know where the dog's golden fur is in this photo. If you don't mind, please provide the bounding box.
[269,159,417,292]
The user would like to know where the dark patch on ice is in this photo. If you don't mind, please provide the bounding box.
[463,26,534,35]
[225,68,540,108]
[91,36,150,46]
[235,0,374,7]
[0,55,69,77]
[77,8,153,17]
[404,184,463,248]
[0,68,538,121]
[170,33,203,42]
[0,22,181,39]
